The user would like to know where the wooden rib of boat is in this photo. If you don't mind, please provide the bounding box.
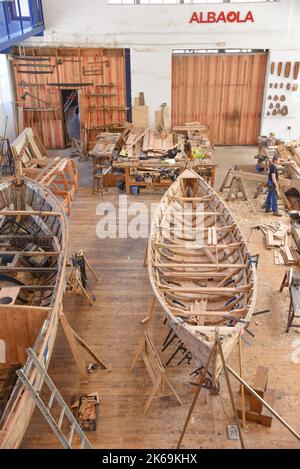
[0,175,67,449]
[148,169,257,381]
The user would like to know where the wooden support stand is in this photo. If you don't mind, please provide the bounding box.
[280,268,300,332]
[143,240,148,267]
[130,331,183,414]
[177,334,300,449]
[220,169,248,201]
[177,334,245,449]
[237,366,276,428]
[66,250,98,305]
[60,312,111,382]
[11,128,79,215]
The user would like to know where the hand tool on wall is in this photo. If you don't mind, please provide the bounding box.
[20,91,51,107]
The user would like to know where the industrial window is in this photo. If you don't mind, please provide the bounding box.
[108,0,279,4]
[0,0,44,50]
[173,48,268,54]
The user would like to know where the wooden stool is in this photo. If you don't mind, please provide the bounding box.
[92,161,109,195]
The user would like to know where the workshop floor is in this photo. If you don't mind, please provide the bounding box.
[21,146,300,449]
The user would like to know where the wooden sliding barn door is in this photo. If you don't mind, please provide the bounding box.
[172,53,267,145]
[12,48,127,149]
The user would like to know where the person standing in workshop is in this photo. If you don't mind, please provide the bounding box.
[265,154,282,217]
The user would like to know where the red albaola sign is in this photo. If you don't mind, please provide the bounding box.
[189,11,254,24]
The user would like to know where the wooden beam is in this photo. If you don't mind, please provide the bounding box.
[0,251,59,257]
[171,308,246,317]
[0,267,57,273]
[0,235,54,240]
[0,210,61,217]
[158,284,251,294]
[154,241,242,251]
[154,263,247,268]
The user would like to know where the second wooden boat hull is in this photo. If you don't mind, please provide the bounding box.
[0,176,67,448]
[148,169,257,380]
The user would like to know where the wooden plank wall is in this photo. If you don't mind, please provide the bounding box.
[0,308,48,365]
[12,48,127,149]
[172,53,268,145]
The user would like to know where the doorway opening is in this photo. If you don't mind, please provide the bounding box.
[61,89,80,146]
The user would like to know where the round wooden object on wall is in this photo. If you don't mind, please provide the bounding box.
[272,109,277,116]
[277,62,283,76]
[280,95,286,101]
[269,103,273,109]
[267,111,270,116]
[274,83,278,89]
[269,83,273,88]
[276,103,280,109]
[287,83,291,90]
[280,83,284,88]
[292,83,299,92]
[294,62,300,80]
[270,62,275,74]
[273,95,279,101]
[281,105,288,116]
[285,62,291,78]
[268,95,272,100]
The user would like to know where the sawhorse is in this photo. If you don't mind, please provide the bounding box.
[220,168,248,201]
[130,331,183,414]
[280,268,300,332]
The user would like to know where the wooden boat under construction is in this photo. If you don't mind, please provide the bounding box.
[148,169,257,381]
[0,175,67,448]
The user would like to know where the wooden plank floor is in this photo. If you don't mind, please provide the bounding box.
[21,148,300,449]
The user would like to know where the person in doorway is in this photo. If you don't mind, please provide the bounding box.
[265,155,282,217]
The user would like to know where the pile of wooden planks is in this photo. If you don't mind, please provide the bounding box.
[172,122,213,158]
[11,128,79,215]
[287,140,300,167]
[124,129,177,160]
[259,222,289,249]
[257,222,300,266]
[89,132,122,160]
[274,246,300,266]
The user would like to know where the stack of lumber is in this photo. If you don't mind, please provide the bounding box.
[172,122,213,158]
[259,222,289,249]
[124,129,177,160]
[11,128,78,215]
[274,246,300,266]
[173,122,209,138]
[257,221,299,266]
[258,134,292,162]
[287,140,300,167]
[89,132,122,159]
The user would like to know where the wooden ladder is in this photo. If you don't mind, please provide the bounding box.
[16,348,93,449]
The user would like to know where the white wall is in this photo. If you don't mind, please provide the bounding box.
[261,50,300,141]
[18,0,300,137]
[0,56,15,141]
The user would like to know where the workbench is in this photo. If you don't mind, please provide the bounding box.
[113,158,216,194]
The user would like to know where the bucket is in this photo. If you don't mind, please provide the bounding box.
[130,186,140,195]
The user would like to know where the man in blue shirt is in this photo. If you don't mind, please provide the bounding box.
[265,155,282,217]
